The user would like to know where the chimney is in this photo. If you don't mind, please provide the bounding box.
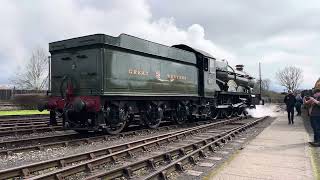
[235,65,244,71]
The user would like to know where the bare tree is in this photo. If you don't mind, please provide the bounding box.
[276,66,303,92]
[11,48,49,90]
[262,79,271,91]
[253,78,271,93]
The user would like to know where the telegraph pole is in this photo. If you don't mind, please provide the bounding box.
[48,56,51,92]
[259,62,262,96]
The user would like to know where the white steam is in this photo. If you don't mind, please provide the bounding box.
[0,0,234,85]
[246,104,281,118]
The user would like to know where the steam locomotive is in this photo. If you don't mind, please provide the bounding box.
[39,33,259,134]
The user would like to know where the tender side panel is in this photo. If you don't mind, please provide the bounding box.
[103,48,198,96]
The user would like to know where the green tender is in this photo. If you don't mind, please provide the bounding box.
[49,34,199,97]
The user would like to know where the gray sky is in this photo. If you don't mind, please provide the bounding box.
[0,0,319,91]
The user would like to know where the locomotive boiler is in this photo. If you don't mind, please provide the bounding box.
[39,33,258,134]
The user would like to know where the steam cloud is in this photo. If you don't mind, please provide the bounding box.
[246,104,281,118]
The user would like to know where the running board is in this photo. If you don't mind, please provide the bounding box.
[216,103,247,109]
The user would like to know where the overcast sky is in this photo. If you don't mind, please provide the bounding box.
[0,0,319,91]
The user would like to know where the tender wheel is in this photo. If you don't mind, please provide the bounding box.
[104,107,127,135]
[144,104,162,129]
[174,104,188,125]
[105,122,126,135]
[124,114,133,129]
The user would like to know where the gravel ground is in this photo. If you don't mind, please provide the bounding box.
[0,126,192,170]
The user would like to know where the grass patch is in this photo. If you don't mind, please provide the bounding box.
[310,147,320,180]
[0,110,49,116]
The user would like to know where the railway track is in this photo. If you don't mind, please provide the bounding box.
[84,117,267,180]
[0,124,179,155]
[0,114,48,122]
[0,114,55,128]
[0,125,180,155]
[0,116,52,126]
[135,117,266,180]
[0,125,63,137]
[0,120,53,127]
[0,115,63,137]
[0,116,268,180]
[0,121,62,130]
[0,116,237,149]
[0,131,79,153]
[0,118,234,155]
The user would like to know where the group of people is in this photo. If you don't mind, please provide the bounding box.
[284,82,320,147]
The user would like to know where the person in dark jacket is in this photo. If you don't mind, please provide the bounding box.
[304,83,320,147]
[284,90,296,124]
[295,93,303,116]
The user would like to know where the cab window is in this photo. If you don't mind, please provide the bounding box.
[204,58,209,71]
[209,58,216,73]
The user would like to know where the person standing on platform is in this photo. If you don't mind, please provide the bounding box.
[295,93,303,116]
[284,90,296,124]
[304,85,320,147]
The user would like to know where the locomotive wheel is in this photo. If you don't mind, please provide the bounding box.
[235,108,244,117]
[222,107,233,118]
[210,108,219,120]
[174,105,188,125]
[105,108,127,135]
[144,105,162,129]
[243,109,249,117]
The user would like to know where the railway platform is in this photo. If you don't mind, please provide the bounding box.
[206,113,317,180]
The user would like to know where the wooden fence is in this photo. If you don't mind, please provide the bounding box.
[0,89,46,101]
